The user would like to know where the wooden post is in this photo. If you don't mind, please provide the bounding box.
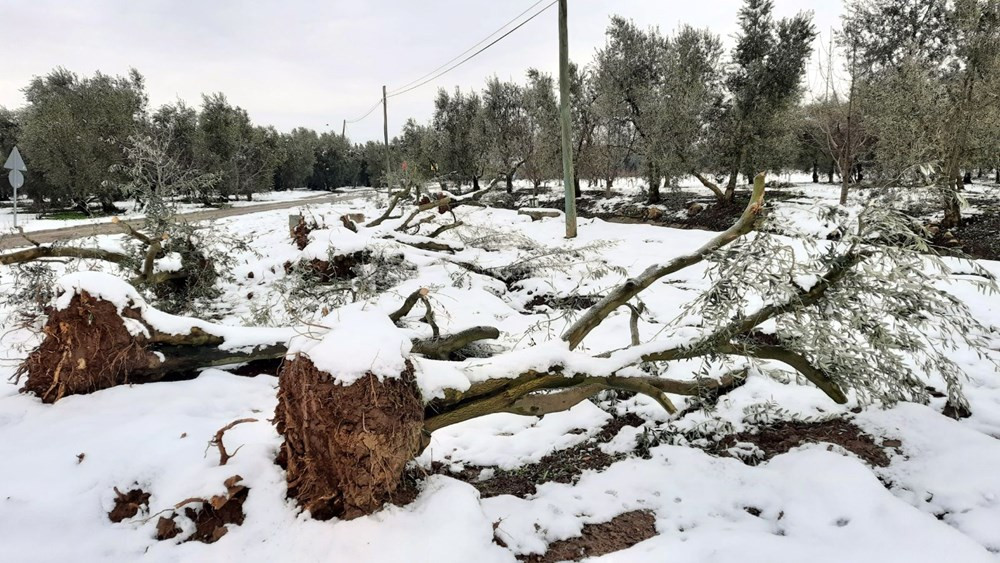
[558,0,577,238]
[383,85,391,197]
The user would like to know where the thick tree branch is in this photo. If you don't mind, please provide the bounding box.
[366,186,412,228]
[0,246,130,266]
[692,171,726,201]
[411,326,500,360]
[562,172,767,350]
[389,288,429,323]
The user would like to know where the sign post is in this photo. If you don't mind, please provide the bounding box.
[4,146,26,228]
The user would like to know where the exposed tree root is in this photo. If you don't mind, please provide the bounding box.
[209,418,258,466]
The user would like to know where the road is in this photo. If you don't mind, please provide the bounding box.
[0,191,369,251]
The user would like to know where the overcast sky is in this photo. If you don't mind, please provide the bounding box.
[2,0,844,143]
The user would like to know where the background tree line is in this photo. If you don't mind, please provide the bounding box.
[1,0,998,225]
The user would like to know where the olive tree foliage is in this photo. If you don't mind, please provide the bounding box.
[19,67,148,213]
[593,17,669,204]
[683,194,996,412]
[481,76,530,193]
[152,101,199,170]
[856,60,949,184]
[521,69,561,192]
[309,132,359,190]
[593,19,725,204]
[196,93,283,202]
[843,0,1000,227]
[395,118,439,192]
[274,128,319,191]
[657,27,725,194]
[702,0,816,202]
[568,63,599,196]
[431,87,488,191]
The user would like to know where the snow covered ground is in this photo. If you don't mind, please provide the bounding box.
[0,186,998,562]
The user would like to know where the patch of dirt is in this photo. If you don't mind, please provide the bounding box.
[405,412,646,500]
[284,251,371,283]
[521,292,600,313]
[156,475,249,544]
[951,206,1000,261]
[16,292,157,403]
[275,357,424,520]
[108,487,150,523]
[516,510,657,563]
[711,418,893,467]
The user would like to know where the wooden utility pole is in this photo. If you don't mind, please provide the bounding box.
[341,119,346,139]
[383,85,391,196]
[557,0,577,238]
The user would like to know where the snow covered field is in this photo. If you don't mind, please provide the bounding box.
[0,188,998,562]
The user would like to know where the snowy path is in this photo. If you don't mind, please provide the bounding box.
[0,190,371,250]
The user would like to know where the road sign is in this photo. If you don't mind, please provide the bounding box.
[4,146,25,228]
[4,146,25,172]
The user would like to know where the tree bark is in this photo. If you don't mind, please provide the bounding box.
[646,163,660,205]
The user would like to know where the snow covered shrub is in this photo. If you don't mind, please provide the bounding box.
[277,246,416,322]
[0,261,60,327]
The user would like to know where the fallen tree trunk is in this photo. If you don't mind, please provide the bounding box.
[0,246,129,266]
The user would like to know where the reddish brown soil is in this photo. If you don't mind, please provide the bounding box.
[516,510,657,562]
[950,206,1000,261]
[283,251,370,283]
[401,412,646,501]
[712,419,893,467]
[17,292,157,403]
[108,487,150,523]
[275,357,424,520]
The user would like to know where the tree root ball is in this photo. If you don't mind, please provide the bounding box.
[16,292,155,403]
[274,356,424,520]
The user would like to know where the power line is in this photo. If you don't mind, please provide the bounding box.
[343,0,556,130]
[386,0,547,96]
[344,98,384,124]
[388,0,556,99]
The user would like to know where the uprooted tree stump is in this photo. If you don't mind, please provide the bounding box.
[17,292,157,403]
[16,280,289,403]
[274,357,424,520]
